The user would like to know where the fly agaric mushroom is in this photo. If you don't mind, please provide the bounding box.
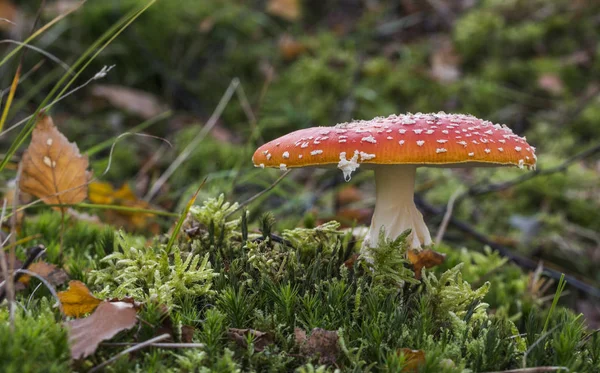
[252,113,536,249]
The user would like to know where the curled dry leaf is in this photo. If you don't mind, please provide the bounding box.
[91,84,167,120]
[407,249,446,280]
[19,114,90,210]
[294,327,340,365]
[228,328,275,352]
[58,280,102,318]
[397,348,426,372]
[67,301,138,359]
[18,261,69,287]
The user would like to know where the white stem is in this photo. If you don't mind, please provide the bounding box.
[363,165,432,250]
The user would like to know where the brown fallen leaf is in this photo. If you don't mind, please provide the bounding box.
[19,114,90,210]
[67,301,138,359]
[429,36,461,84]
[278,34,307,61]
[88,181,155,230]
[18,261,69,287]
[397,348,425,372]
[0,0,18,31]
[407,249,446,280]
[228,328,275,352]
[266,0,301,21]
[91,84,167,120]
[295,327,339,365]
[58,280,102,318]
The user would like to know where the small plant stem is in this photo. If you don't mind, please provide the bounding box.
[89,334,171,373]
[166,178,207,254]
[0,200,14,332]
[226,170,292,218]
[59,209,65,264]
[101,342,205,349]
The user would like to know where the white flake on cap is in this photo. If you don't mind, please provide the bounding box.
[280,164,287,171]
[311,150,323,156]
[416,140,425,147]
[337,151,360,181]
[361,135,377,143]
[359,152,376,161]
[436,148,447,153]
[282,151,290,159]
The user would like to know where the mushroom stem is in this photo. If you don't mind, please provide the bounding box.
[363,165,432,250]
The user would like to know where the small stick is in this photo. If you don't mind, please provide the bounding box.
[483,367,569,373]
[101,342,205,349]
[89,334,171,373]
[434,188,462,245]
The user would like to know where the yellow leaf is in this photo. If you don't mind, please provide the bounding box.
[88,181,155,231]
[398,348,425,372]
[58,280,102,317]
[19,114,90,210]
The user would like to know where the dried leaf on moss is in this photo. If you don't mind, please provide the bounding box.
[58,280,102,317]
[407,249,446,280]
[295,327,339,365]
[397,348,425,372]
[228,328,275,352]
[67,301,138,359]
[18,261,69,287]
[19,114,90,209]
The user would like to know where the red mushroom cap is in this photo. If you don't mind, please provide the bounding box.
[252,113,537,171]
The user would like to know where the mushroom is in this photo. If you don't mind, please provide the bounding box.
[252,113,536,250]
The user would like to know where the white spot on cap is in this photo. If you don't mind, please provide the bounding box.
[413,129,423,134]
[457,141,467,147]
[399,129,407,134]
[436,139,448,143]
[416,140,425,146]
[468,152,474,157]
[46,138,53,146]
[263,150,269,155]
[518,159,524,169]
[259,163,265,168]
[276,142,280,147]
[359,152,376,161]
[266,153,272,160]
[436,148,447,153]
[515,146,522,152]
[339,139,347,143]
[299,154,303,159]
[442,130,449,134]
[498,147,504,152]
[399,140,405,145]
[387,136,393,140]
[338,151,360,181]
[311,150,323,156]
[280,164,287,171]
[301,142,309,148]
[282,151,290,159]
[485,130,493,135]
[484,149,491,154]
[425,130,434,134]
[361,135,377,144]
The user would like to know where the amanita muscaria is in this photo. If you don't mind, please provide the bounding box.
[253,113,537,249]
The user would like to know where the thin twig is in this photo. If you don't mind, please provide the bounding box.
[145,78,240,201]
[435,188,462,245]
[0,200,14,331]
[101,342,205,349]
[226,170,292,218]
[89,334,171,373]
[456,142,600,202]
[483,367,569,373]
[415,195,600,298]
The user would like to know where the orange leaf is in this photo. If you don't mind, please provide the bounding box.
[398,348,425,372]
[407,249,446,280]
[67,301,138,359]
[58,280,102,317]
[19,114,90,210]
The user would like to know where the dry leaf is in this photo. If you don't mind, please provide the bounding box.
[91,84,167,119]
[88,181,155,230]
[67,301,138,359]
[397,348,425,372]
[0,0,18,31]
[278,34,307,61]
[58,280,102,317]
[18,261,69,287]
[228,328,275,352]
[407,249,446,280]
[267,0,301,21]
[19,114,90,210]
[295,327,339,365]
